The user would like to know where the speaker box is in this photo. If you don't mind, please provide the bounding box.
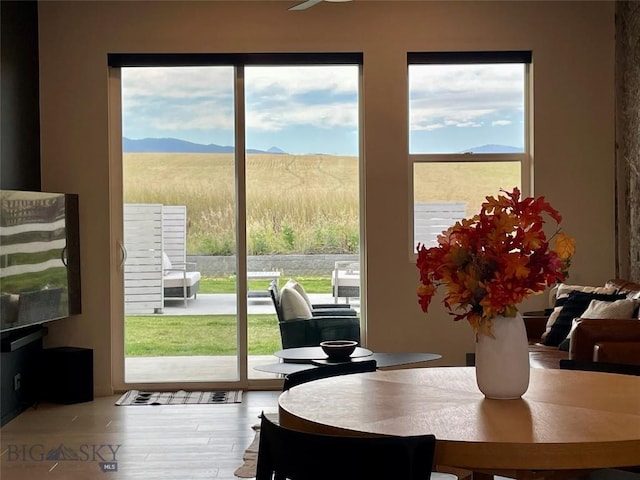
[41,347,93,404]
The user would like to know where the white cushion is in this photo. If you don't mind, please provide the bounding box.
[565,298,640,341]
[332,271,360,287]
[280,287,312,321]
[162,252,172,273]
[284,279,313,309]
[163,271,201,288]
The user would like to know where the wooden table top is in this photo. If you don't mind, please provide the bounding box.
[278,367,640,473]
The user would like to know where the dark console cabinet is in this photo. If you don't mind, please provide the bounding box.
[0,326,44,426]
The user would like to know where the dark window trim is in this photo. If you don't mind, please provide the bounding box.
[408,51,532,65]
[108,52,363,67]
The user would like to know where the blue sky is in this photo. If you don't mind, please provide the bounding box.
[121,64,524,156]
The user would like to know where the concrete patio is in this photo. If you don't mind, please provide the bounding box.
[159,292,358,315]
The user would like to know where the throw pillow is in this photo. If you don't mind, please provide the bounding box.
[543,291,628,347]
[280,287,313,321]
[540,284,618,342]
[557,298,640,351]
[284,279,313,310]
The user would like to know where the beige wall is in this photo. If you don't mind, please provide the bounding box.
[37,1,616,396]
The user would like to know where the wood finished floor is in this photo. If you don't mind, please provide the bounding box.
[3,392,636,480]
[0,390,280,479]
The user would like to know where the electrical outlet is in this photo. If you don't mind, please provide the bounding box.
[13,373,21,391]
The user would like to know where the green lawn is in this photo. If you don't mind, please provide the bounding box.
[125,314,281,356]
[124,275,331,357]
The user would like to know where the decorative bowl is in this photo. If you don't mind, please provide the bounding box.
[320,340,358,360]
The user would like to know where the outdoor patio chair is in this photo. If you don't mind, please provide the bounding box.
[270,282,360,349]
[331,260,360,303]
[256,412,457,480]
[162,252,201,307]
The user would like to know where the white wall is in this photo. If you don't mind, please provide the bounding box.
[37,0,616,396]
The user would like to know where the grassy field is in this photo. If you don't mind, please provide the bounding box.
[124,152,360,255]
[124,152,520,255]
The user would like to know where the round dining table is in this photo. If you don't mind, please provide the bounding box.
[278,366,640,479]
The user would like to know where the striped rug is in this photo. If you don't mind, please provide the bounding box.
[115,389,242,405]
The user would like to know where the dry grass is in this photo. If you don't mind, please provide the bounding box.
[124,153,520,255]
[413,161,521,216]
[124,152,359,254]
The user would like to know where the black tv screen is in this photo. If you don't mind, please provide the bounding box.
[0,190,81,333]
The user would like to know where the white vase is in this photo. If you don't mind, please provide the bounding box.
[475,312,530,399]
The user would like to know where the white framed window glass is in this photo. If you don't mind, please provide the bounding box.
[409,52,531,253]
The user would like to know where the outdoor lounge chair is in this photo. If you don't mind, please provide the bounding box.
[269,281,360,349]
[331,260,360,303]
[162,252,201,307]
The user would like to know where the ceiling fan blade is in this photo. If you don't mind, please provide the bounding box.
[289,0,324,11]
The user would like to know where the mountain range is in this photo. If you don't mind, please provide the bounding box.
[123,137,286,154]
[123,137,520,155]
[460,144,522,154]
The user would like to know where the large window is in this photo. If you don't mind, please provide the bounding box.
[409,51,531,253]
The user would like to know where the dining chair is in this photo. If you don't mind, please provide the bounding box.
[282,359,377,390]
[256,411,456,480]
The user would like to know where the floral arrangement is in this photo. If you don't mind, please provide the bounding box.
[416,187,575,338]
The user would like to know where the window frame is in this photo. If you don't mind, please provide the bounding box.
[408,51,532,258]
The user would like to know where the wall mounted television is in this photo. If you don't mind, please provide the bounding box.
[0,190,81,334]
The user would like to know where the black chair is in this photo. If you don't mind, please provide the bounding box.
[282,359,377,390]
[559,359,640,376]
[278,316,361,349]
[256,412,438,480]
[269,281,361,349]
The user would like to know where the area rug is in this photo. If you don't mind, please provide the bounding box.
[234,423,260,478]
[115,389,242,405]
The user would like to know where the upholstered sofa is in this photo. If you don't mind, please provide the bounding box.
[525,279,640,369]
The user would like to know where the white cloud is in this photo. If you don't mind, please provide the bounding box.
[122,65,359,137]
[247,100,357,131]
[122,67,234,100]
[409,63,524,131]
[246,66,358,95]
[492,120,512,126]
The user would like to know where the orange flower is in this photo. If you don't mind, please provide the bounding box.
[416,187,575,338]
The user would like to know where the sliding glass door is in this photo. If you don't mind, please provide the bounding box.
[111,54,362,388]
